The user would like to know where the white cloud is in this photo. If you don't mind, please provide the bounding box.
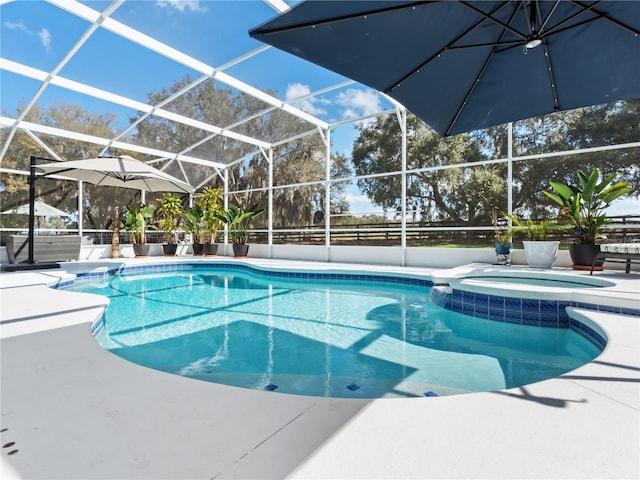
[285,83,327,116]
[606,196,640,216]
[4,21,52,52]
[336,89,382,120]
[4,20,31,34]
[155,0,206,13]
[343,192,383,215]
[38,28,51,52]
[344,192,371,204]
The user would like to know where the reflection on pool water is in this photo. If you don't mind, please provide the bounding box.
[74,267,601,398]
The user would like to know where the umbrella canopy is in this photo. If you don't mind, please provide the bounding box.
[36,155,194,194]
[250,1,640,136]
[2,201,71,217]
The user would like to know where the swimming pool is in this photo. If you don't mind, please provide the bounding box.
[74,265,602,398]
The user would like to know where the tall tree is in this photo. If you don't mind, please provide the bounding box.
[500,100,638,217]
[352,101,639,224]
[134,75,351,229]
[352,113,504,225]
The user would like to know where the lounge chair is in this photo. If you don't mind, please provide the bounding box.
[590,243,640,274]
[6,234,82,264]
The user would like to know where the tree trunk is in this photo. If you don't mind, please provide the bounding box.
[111,210,120,258]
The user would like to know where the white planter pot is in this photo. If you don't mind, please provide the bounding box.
[523,241,560,269]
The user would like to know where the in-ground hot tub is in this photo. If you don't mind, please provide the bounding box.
[444,268,616,300]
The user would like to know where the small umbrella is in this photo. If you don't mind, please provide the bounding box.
[250,0,640,136]
[37,155,194,194]
[2,201,71,230]
[1,201,71,217]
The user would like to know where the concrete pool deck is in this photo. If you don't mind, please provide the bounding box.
[1,258,638,479]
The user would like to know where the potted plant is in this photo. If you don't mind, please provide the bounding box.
[490,207,511,263]
[156,193,184,256]
[543,168,632,269]
[121,203,156,257]
[183,205,206,255]
[509,215,561,269]
[198,186,223,256]
[216,203,264,258]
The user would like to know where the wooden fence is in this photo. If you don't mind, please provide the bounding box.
[3,215,638,248]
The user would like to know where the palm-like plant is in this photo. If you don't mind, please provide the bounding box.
[216,203,264,245]
[156,193,184,243]
[121,203,155,244]
[198,186,224,243]
[544,169,632,244]
[183,205,206,244]
[508,215,559,241]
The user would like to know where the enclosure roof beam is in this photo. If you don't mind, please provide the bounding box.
[0,116,227,171]
[46,0,328,130]
[329,108,396,128]
[0,59,271,150]
[219,79,356,135]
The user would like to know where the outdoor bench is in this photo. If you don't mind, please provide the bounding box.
[7,235,82,264]
[591,243,640,274]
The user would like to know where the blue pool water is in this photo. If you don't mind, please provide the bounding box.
[74,267,601,398]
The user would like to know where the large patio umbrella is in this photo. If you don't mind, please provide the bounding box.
[6,155,194,269]
[250,1,640,136]
[37,155,194,194]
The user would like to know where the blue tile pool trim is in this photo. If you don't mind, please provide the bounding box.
[91,316,105,336]
[429,288,618,351]
[52,279,75,289]
[71,261,434,288]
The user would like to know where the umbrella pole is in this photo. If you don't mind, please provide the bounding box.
[28,155,36,264]
[3,155,62,271]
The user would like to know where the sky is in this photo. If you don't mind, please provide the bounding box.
[1,0,637,217]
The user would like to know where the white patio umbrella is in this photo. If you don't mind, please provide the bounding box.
[9,155,194,268]
[2,200,72,230]
[1,201,71,217]
[36,155,194,194]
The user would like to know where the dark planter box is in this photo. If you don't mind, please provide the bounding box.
[163,243,178,256]
[204,243,219,256]
[133,244,150,257]
[232,244,249,257]
[570,244,603,268]
[192,243,204,256]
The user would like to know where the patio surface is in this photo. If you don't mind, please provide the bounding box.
[1,258,638,479]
